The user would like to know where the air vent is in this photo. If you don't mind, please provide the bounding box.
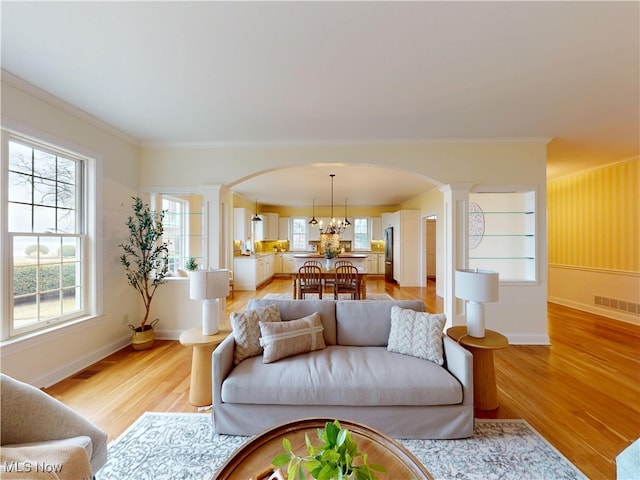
[594,296,639,315]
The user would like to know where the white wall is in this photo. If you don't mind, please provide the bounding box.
[1,80,141,386]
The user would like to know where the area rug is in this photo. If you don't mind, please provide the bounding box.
[96,412,587,480]
[262,293,394,301]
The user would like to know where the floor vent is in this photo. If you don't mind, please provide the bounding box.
[594,296,640,315]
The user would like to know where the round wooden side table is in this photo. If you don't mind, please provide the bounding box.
[446,326,508,411]
[179,325,232,407]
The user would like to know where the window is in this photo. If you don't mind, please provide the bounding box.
[3,134,93,339]
[291,217,308,251]
[160,196,188,272]
[353,217,370,250]
[153,193,204,272]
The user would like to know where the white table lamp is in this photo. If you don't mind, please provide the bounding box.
[189,269,230,335]
[455,268,499,338]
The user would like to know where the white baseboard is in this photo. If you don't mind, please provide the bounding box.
[549,297,640,326]
[156,329,181,341]
[30,335,131,388]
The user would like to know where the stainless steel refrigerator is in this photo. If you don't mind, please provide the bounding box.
[384,227,394,283]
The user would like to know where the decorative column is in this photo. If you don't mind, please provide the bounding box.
[202,185,230,270]
[439,183,473,329]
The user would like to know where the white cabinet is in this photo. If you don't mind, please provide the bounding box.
[255,213,279,240]
[387,210,420,287]
[233,253,275,290]
[365,255,378,274]
[377,253,385,274]
[281,254,296,274]
[371,217,382,241]
[278,217,290,240]
[274,253,283,274]
[381,212,394,229]
[234,208,252,241]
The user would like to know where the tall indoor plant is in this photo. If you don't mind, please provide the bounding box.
[119,197,170,350]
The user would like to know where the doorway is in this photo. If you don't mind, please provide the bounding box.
[425,216,436,281]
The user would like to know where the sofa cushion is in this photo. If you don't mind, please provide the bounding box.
[221,345,462,406]
[387,306,447,365]
[248,299,338,345]
[335,300,426,346]
[259,312,326,363]
[230,303,281,365]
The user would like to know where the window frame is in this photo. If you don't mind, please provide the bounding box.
[352,217,371,251]
[290,217,308,251]
[1,129,100,341]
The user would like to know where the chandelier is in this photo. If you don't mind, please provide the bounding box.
[317,174,350,235]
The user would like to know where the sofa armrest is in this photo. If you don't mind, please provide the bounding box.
[0,374,108,473]
[212,333,235,406]
[443,336,474,406]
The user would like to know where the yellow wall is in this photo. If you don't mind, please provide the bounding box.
[548,158,639,272]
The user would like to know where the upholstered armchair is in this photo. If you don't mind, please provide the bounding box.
[0,374,108,479]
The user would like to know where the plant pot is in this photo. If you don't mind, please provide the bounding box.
[129,319,159,351]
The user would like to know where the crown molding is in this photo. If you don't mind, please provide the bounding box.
[1,69,140,146]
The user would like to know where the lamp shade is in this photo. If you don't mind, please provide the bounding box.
[455,269,499,303]
[189,269,230,300]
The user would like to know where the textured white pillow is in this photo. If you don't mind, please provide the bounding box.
[230,304,281,365]
[387,306,447,365]
[259,312,326,363]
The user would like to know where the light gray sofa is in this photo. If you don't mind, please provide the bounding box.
[212,299,474,439]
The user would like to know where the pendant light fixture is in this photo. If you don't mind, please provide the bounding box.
[251,199,262,222]
[319,174,349,235]
[343,198,351,227]
[309,198,318,226]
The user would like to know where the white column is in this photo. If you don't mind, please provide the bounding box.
[202,185,230,269]
[439,183,473,329]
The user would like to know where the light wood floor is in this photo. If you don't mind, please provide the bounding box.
[44,277,639,480]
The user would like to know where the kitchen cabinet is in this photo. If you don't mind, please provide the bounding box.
[233,253,275,290]
[281,253,296,275]
[365,255,378,274]
[377,253,385,274]
[371,217,382,241]
[278,217,290,240]
[255,213,279,240]
[234,208,252,242]
[388,210,420,286]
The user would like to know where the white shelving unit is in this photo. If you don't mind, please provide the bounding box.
[468,190,536,283]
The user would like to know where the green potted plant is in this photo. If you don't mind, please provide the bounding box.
[119,197,170,350]
[185,256,198,271]
[273,419,385,480]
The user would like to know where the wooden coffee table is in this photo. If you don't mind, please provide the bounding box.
[213,417,433,480]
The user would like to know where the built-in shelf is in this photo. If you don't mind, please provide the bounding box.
[469,190,537,283]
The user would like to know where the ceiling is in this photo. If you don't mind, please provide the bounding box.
[1,1,638,207]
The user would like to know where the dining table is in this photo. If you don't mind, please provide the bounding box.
[290,267,367,300]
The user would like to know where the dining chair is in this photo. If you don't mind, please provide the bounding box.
[303,260,323,268]
[325,260,353,292]
[334,265,360,300]
[298,265,323,299]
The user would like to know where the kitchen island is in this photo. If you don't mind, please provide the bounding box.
[293,253,368,270]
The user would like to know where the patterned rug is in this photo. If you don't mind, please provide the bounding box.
[96,413,586,480]
[262,293,394,301]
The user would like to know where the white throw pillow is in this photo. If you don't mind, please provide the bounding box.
[230,304,281,365]
[387,306,447,365]
[259,312,326,363]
